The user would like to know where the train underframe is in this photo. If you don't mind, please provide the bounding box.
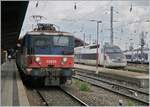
[17,65,73,86]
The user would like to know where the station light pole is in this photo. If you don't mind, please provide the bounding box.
[110,6,113,45]
[89,20,102,74]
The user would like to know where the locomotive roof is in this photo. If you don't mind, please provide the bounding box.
[26,31,73,37]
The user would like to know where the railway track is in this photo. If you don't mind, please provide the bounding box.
[73,69,149,105]
[35,87,88,106]
[127,63,149,69]
[127,62,149,65]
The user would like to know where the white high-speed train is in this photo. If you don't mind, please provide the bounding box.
[74,44,127,68]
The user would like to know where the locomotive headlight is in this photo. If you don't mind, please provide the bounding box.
[35,57,40,62]
[62,57,67,65]
[63,57,67,62]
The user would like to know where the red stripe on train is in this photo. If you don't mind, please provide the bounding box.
[27,56,74,68]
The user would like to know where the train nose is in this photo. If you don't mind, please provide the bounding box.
[122,58,127,62]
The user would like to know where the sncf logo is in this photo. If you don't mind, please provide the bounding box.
[46,60,57,64]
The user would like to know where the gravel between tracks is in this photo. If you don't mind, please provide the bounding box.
[25,87,43,106]
[38,87,84,106]
[25,86,85,106]
[25,79,147,106]
[63,79,146,106]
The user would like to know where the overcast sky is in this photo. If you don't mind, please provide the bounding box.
[20,0,150,50]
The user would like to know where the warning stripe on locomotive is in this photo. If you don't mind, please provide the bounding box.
[27,55,74,68]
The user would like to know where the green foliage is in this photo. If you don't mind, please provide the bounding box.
[79,82,91,91]
[74,79,91,91]
[127,100,134,106]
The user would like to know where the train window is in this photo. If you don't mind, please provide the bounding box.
[90,45,99,49]
[33,38,50,47]
[145,53,148,59]
[105,47,121,53]
[28,36,52,54]
[81,53,97,59]
[126,55,131,59]
[53,36,69,46]
[36,40,46,46]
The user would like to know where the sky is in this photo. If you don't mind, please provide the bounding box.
[20,0,150,51]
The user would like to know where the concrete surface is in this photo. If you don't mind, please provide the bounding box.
[74,64,149,88]
[1,60,29,106]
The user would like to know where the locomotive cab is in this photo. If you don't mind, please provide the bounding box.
[16,23,74,86]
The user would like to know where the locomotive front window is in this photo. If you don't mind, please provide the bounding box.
[53,36,69,46]
[34,38,50,47]
[27,35,74,55]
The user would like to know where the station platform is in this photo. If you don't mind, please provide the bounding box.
[74,64,149,88]
[1,60,29,106]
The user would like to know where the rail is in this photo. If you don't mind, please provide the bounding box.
[35,87,88,106]
[73,69,149,105]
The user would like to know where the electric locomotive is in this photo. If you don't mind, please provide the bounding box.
[16,23,74,86]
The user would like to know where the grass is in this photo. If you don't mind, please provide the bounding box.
[80,82,91,91]
[125,66,148,74]
[74,79,91,91]
[127,99,134,106]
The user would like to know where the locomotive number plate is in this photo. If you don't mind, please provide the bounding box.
[46,60,56,64]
